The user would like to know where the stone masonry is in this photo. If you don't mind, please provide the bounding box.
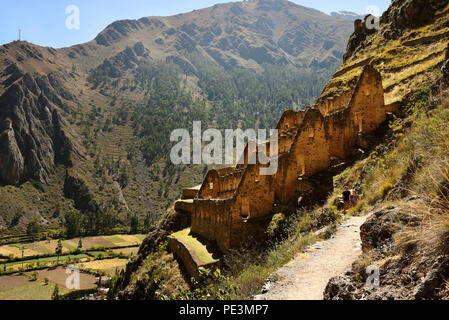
[175,65,388,253]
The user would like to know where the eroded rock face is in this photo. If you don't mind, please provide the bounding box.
[381,0,447,30]
[324,205,449,300]
[0,63,82,186]
[0,118,24,185]
[343,16,377,62]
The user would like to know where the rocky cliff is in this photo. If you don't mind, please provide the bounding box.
[0,54,84,186]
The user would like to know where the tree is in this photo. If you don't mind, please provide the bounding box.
[78,238,83,250]
[65,210,81,238]
[53,202,62,218]
[26,220,40,236]
[143,213,152,232]
[52,285,60,300]
[55,240,63,264]
[130,215,139,234]
[118,166,129,188]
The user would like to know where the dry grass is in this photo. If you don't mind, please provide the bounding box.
[77,258,129,276]
[219,231,319,299]
[319,13,449,106]
[396,163,449,253]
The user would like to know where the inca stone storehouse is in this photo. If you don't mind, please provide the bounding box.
[173,65,392,256]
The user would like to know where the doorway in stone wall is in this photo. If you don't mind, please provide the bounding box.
[241,197,250,219]
[299,154,306,176]
[355,112,363,133]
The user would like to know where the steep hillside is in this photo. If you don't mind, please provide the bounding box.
[322,0,449,300]
[0,0,352,237]
[113,0,449,300]
[320,0,449,105]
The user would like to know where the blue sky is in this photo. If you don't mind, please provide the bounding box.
[0,0,391,48]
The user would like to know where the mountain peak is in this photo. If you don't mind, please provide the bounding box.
[89,0,353,70]
[330,11,365,21]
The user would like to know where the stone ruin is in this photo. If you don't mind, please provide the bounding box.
[173,65,389,254]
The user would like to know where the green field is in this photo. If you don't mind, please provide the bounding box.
[77,258,129,276]
[0,234,146,299]
[0,234,146,259]
[171,228,219,265]
[2,254,90,272]
[0,281,69,300]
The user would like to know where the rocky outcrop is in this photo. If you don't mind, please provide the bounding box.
[117,207,191,298]
[344,0,448,62]
[0,118,24,185]
[0,62,83,186]
[324,204,449,300]
[95,19,144,47]
[166,56,198,76]
[343,16,377,62]
[381,0,448,30]
[91,44,148,80]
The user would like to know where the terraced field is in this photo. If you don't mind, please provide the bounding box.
[25,267,97,290]
[77,258,129,276]
[3,254,90,272]
[0,234,145,299]
[0,274,73,300]
[319,14,449,105]
[0,234,145,259]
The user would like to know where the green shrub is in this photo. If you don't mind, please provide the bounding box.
[316,206,339,227]
[348,199,367,216]
[265,214,286,238]
[375,182,393,202]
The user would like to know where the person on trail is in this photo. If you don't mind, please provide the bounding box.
[350,190,360,207]
[342,186,351,213]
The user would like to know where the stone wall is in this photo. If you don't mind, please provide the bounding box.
[167,236,220,282]
[182,185,201,199]
[191,198,234,252]
[315,91,352,115]
[181,65,389,252]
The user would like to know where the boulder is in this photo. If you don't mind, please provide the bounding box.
[413,270,441,300]
[324,275,356,300]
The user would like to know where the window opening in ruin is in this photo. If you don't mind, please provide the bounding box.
[354,112,363,133]
[299,155,306,176]
[358,113,363,133]
[210,183,214,190]
[309,129,315,138]
[241,198,250,219]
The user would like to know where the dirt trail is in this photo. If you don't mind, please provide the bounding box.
[255,215,369,300]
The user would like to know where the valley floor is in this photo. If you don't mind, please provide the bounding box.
[255,214,368,300]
